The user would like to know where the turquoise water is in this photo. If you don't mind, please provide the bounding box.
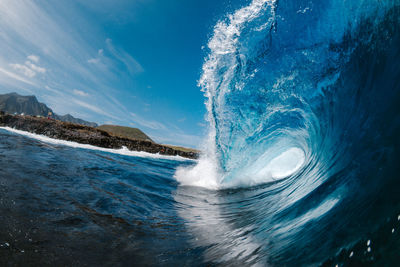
[1,0,400,265]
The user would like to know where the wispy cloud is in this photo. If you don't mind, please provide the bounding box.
[106,38,144,74]
[9,55,46,78]
[0,67,36,86]
[73,99,118,119]
[27,54,39,63]
[87,58,100,64]
[129,112,166,130]
[152,132,204,148]
[44,85,59,94]
[0,0,204,147]
[0,1,133,118]
[10,63,36,78]
[73,89,89,97]
[25,60,46,74]
[87,49,104,64]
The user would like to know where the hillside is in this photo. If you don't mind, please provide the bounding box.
[0,113,198,159]
[0,92,199,153]
[97,124,154,142]
[0,92,97,127]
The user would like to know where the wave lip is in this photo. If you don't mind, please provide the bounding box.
[176,0,400,265]
[175,0,397,190]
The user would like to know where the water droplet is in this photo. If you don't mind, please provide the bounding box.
[367,240,371,246]
[392,228,395,233]
[367,247,371,252]
[349,251,354,258]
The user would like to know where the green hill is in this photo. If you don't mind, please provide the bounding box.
[97,125,153,142]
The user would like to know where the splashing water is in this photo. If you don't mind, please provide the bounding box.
[174,1,400,263]
[1,1,400,266]
[175,0,399,189]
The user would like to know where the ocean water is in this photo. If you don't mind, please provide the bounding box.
[1,0,400,266]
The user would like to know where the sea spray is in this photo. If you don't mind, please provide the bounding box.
[175,0,396,188]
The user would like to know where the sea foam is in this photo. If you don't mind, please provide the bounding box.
[0,127,193,162]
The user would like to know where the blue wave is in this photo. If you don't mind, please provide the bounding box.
[1,0,399,266]
[175,0,400,264]
[178,0,400,188]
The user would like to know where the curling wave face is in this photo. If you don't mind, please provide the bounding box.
[1,1,399,266]
[176,0,399,189]
[174,0,400,265]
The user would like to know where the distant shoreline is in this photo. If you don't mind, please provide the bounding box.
[0,112,199,159]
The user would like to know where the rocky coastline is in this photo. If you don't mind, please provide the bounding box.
[0,112,198,159]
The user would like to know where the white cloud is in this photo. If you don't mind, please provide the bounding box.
[27,54,39,63]
[106,38,144,74]
[9,55,46,78]
[87,49,104,64]
[152,132,204,148]
[87,58,100,64]
[10,63,36,78]
[44,85,59,94]
[130,112,166,130]
[73,99,117,119]
[73,89,89,97]
[25,61,46,73]
[0,1,202,147]
[0,67,36,86]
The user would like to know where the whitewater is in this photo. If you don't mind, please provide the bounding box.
[174,0,400,264]
[0,127,192,161]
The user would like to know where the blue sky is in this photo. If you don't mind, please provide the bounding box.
[0,0,247,147]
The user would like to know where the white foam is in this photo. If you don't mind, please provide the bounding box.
[175,156,220,189]
[0,127,193,162]
[260,147,305,180]
[220,145,306,188]
[175,0,276,190]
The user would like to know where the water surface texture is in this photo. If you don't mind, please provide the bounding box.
[1,0,400,266]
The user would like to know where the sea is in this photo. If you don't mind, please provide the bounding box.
[1,0,400,266]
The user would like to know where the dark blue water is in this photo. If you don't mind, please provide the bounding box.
[1,0,400,266]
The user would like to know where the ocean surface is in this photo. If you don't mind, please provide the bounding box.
[1,0,400,266]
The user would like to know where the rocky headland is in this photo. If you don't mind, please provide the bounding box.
[0,92,98,127]
[0,112,199,159]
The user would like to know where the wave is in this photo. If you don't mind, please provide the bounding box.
[175,0,400,189]
[0,127,193,162]
[174,1,400,264]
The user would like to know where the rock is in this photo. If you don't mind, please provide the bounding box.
[0,114,199,159]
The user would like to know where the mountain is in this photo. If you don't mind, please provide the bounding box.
[56,114,97,127]
[97,124,154,142]
[0,92,97,127]
[0,92,51,116]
